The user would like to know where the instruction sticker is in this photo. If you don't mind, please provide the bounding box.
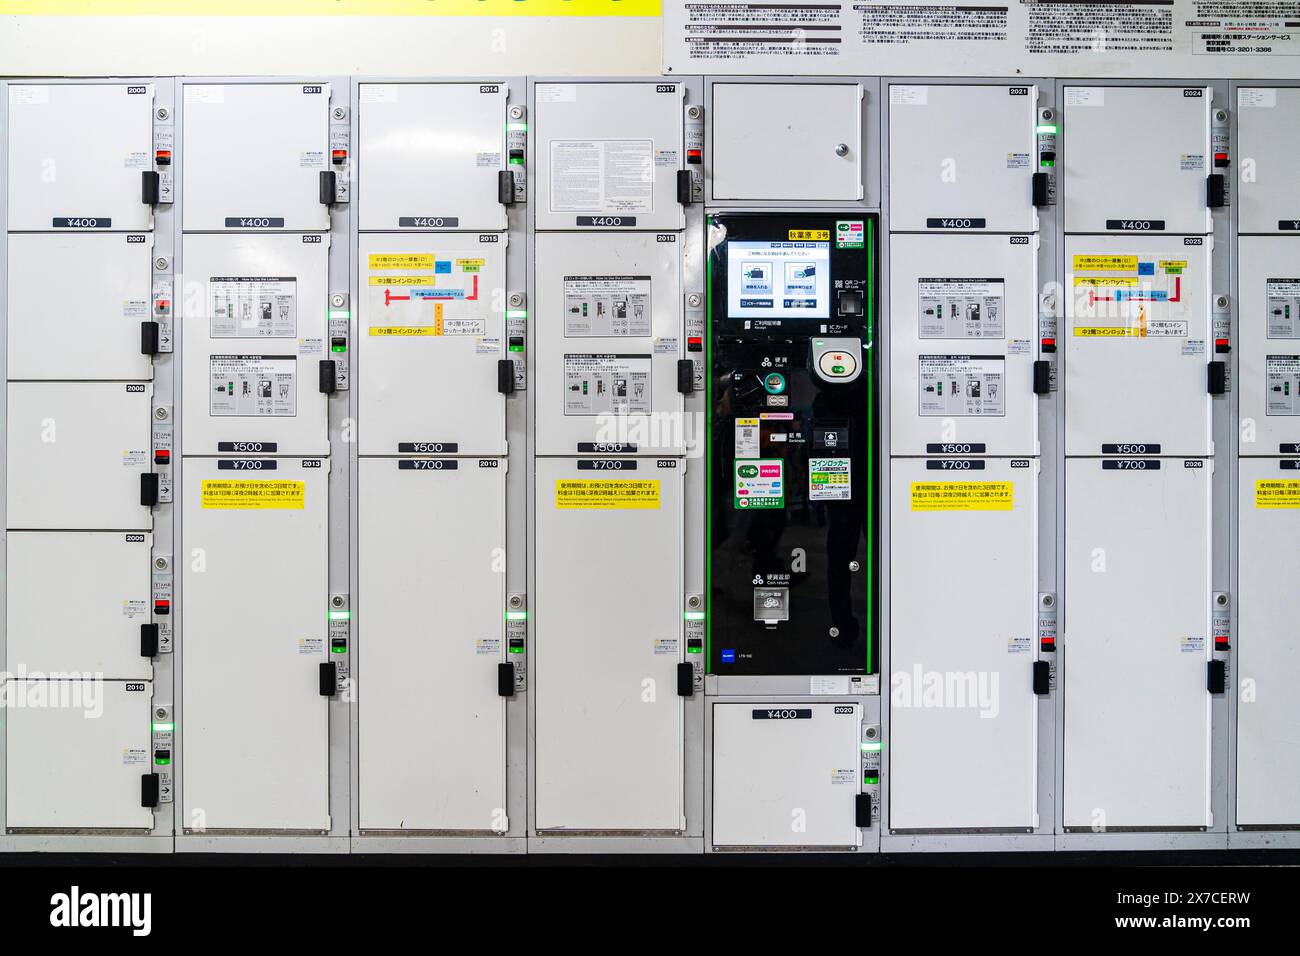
[918,278,1005,338]
[910,481,1014,512]
[200,479,306,510]
[734,459,784,510]
[1266,279,1300,338]
[563,354,651,416]
[209,277,297,338]
[809,458,851,501]
[919,355,1005,417]
[549,139,653,214]
[836,220,865,249]
[1266,355,1300,415]
[555,479,661,509]
[1256,479,1300,508]
[563,276,651,336]
[735,417,760,459]
[209,355,296,417]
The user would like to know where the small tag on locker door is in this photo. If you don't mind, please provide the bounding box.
[1038,592,1057,653]
[1212,591,1231,652]
[152,705,174,803]
[507,595,527,692]
[151,555,173,654]
[151,406,173,503]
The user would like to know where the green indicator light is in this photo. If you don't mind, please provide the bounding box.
[507,122,528,132]
[506,610,528,621]
[509,646,525,653]
[331,645,346,653]
[151,722,175,733]
[861,741,883,752]
[1035,124,1058,134]
[687,647,702,654]
[506,309,528,319]
[684,611,706,621]
[328,609,351,622]
[155,757,171,766]
[331,345,347,353]
[864,776,879,785]
[508,158,524,166]
[328,310,350,320]
[1041,160,1055,167]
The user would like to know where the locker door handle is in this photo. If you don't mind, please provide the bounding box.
[141,773,160,808]
[140,623,159,658]
[855,792,872,828]
[141,320,161,356]
[1207,660,1227,695]
[319,170,337,205]
[1208,360,1226,395]
[676,661,694,697]
[1033,359,1051,395]
[140,472,160,508]
[319,359,338,394]
[1207,174,1226,209]
[497,358,516,395]
[1031,171,1050,208]
[141,170,160,206]
[498,169,515,206]
[677,169,694,206]
[677,359,695,395]
[498,662,515,698]
[319,661,338,697]
[1032,660,1051,696]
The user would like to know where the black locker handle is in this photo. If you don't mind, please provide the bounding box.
[319,170,337,205]
[141,320,160,356]
[1033,660,1051,696]
[319,359,337,394]
[676,661,694,698]
[141,170,160,206]
[1208,360,1226,395]
[141,773,160,808]
[498,662,515,698]
[1207,173,1226,209]
[677,169,693,206]
[140,623,160,658]
[498,358,516,395]
[855,792,873,828]
[140,472,160,508]
[1033,359,1051,396]
[498,169,515,206]
[319,661,338,697]
[1031,171,1049,208]
[677,359,695,395]
[1207,660,1227,695]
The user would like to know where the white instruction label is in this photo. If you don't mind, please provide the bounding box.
[209,277,297,338]
[209,355,296,417]
[809,457,851,501]
[918,278,1005,338]
[735,417,760,459]
[919,355,1005,417]
[549,139,653,214]
[563,276,652,336]
[563,353,651,416]
[1267,279,1300,338]
[1266,355,1300,416]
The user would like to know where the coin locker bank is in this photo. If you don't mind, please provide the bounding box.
[1,65,1298,855]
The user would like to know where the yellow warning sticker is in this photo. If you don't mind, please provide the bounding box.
[201,480,305,510]
[910,481,1014,511]
[1073,255,1138,272]
[789,229,830,241]
[1073,326,1142,337]
[370,326,436,336]
[1159,260,1188,272]
[1074,276,1139,287]
[368,253,435,270]
[455,258,485,273]
[1255,479,1300,508]
[368,275,437,286]
[555,479,661,510]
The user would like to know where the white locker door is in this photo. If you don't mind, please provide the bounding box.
[712,703,863,848]
[1238,237,1300,454]
[711,83,863,202]
[7,531,152,679]
[6,382,152,530]
[1063,86,1213,235]
[1064,235,1213,457]
[889,458,1038,830]
[6,680,154,829]
[7,232,154,381]
[182,82,331,231]
[7,83,155,232]
[1063,457,1212,829]
[888,84,1038,233]
[357,233,507,456]
[535,232,684,456]
[1236,458,1300,826]
[182,457,329,830]
[357,458,506,831]
[1237,88,1300,235]
[181,233,330,456]
[357,82,508,232]
[535,457,684,831]
[533,81,685,231]
[890,233,1039,456]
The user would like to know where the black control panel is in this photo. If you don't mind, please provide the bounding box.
[707,213,879,676]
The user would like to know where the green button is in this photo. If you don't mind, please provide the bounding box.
[832,365,845,375]
[763,372,786,394]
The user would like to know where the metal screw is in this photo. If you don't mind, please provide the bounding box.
[331,595,346,608]
[829,627,840,638]
[687,105,702,120]
[155,707,168,720]
[866,726,878,739]
[687,594,702,610]
[156,107,169,121]
[508,105,524,120]
[330,293,346,309]
[332,107,347,121]
[1216,593,1228,607]
[508,292,524,308]
[154,407,169,421]
[687,293,702,308]
[1215,295,1229,310]
[1041,108,1053,122]
[154,556,169,570]
[849,560,860,572]
[155,256,169,271]
[1215,110,1228,123]
[509,594,523,609]
[835,143,849,157]
[1042,594,1055,609]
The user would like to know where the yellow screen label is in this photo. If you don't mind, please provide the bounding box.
[910,481,1014,511]
[1256,479,1300,509]
[555,479,661,510]
[1072,255,1138,272]
[201,479,305,510]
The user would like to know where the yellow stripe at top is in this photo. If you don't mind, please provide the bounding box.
[0,0,660,14]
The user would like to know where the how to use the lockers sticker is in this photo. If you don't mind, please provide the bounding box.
[209,354,296,417]
[549,139,653,214]
[734,459,784,509]
[1070,254,1195,341]
[554,478,661,509]
[809,458,851,501]
[918,278,1004,338]
[918,355,1005,417]
[209,277,297,338]
[200,479,305,510]
[1267,279,1300,337]
[1266,355,1300,415]
[734,417,760,458]
[563,354,651,416]
[563,276,651,337]
[910,480,1014,511]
